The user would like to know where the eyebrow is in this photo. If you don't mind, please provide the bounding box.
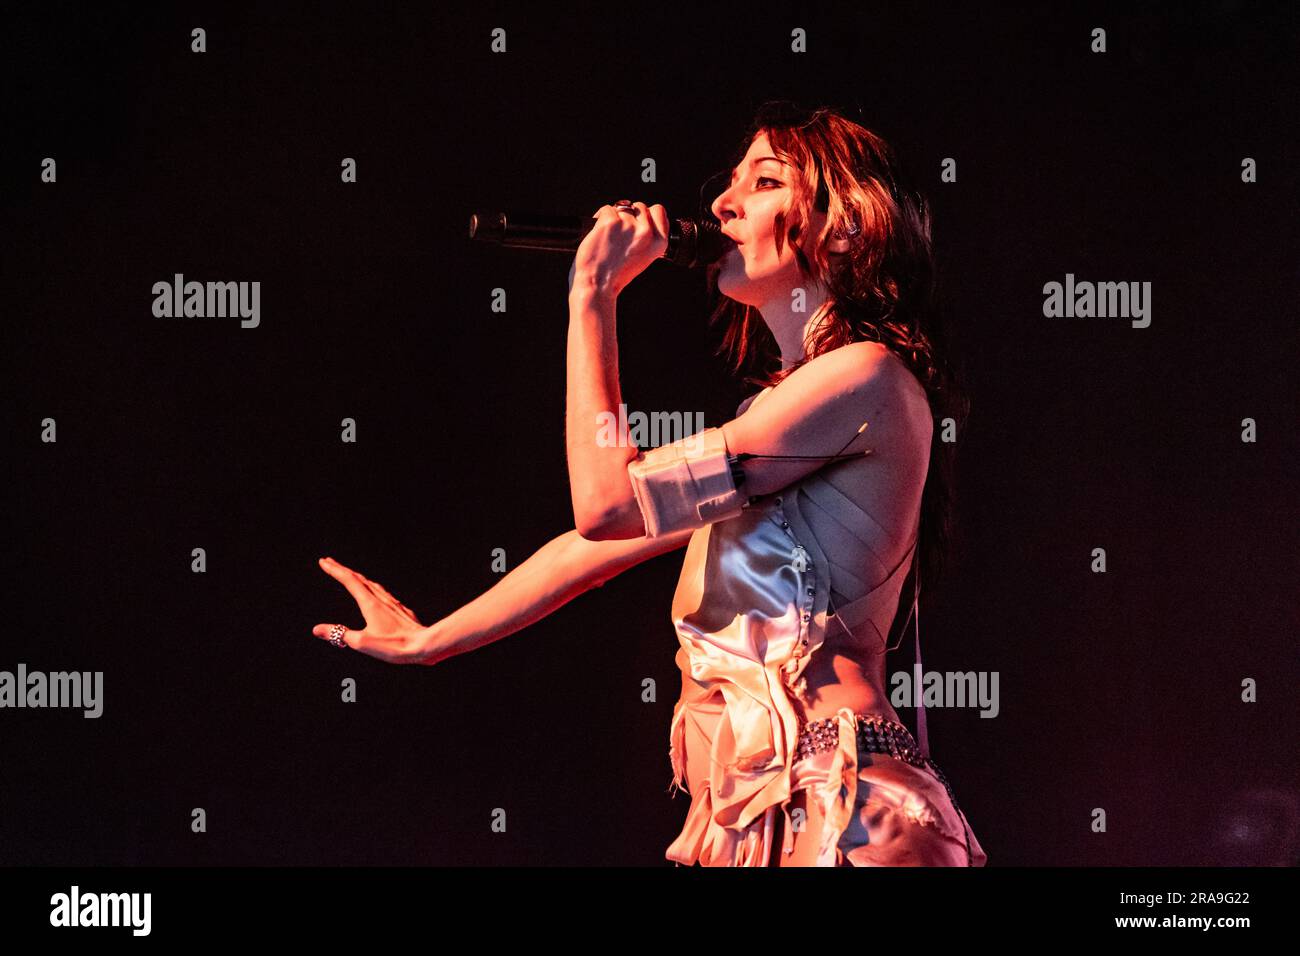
[729,156,787,184]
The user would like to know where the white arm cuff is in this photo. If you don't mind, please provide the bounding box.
[627,427,746,538]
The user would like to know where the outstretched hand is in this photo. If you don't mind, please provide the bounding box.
[312,556,435,665]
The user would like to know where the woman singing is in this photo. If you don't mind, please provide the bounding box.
[312,101,987,867]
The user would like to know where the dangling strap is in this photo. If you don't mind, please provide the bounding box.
[883,519,927,759]
[902,521,928,758]
[913,561,929,759]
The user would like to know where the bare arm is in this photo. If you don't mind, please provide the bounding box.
[565,284,638,538]
[565,201,671,539]
[419,525,695,665]
[572,337,898,540]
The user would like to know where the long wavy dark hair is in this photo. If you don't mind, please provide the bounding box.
[704,99,972,601]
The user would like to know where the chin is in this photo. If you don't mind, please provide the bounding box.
[717,269,763,308]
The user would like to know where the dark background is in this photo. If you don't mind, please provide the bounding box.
[2,1,1297,866]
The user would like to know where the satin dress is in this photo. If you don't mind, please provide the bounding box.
[664,388,987,867]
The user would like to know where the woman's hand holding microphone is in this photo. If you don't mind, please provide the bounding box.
[567,201,670,299]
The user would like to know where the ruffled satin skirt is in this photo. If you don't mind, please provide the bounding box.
[669,694,987,867]
[776,739,989,867]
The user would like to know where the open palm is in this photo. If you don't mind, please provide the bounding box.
[312,556,431,664]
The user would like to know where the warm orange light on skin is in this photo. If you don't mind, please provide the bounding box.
[565,131,879,541]
[710,132,841,371]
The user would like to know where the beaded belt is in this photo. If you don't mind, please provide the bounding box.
[794,712,977,866]
[796,712,927,764]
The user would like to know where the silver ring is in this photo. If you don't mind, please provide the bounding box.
[327,624,347,649]
[613,199,635,210]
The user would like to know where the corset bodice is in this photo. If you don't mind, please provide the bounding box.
[664,459,920,865]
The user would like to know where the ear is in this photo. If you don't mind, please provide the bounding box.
[827,220,860,255]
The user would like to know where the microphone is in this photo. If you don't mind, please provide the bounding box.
[467,210,733,269]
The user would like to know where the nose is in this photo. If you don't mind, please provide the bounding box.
[710,187,736,224]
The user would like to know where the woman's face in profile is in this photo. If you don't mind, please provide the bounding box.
[710,131,829,308]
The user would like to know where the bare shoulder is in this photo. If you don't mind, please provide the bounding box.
[735,342,928,432]
[871,343,933,431]
[814,341,931,434]
[815,342,933,491]
[721,341,933,501]
[735,389,767,417]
